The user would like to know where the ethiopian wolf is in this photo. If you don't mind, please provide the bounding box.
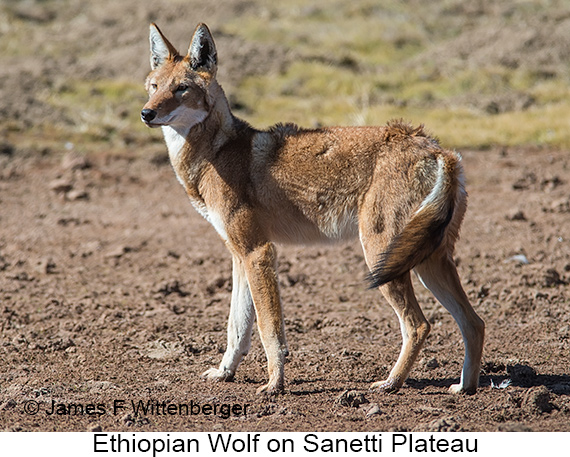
[141,23,485,394]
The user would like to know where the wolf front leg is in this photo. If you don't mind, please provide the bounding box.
[202,256,254,382]
[243,242,288,394]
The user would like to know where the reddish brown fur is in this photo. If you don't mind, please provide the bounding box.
[142,23,485,395]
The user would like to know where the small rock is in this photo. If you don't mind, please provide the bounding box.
[146,340,185,360]
[365,403,381,417]
[426,358,439,370]
[507,210,527,221]
[49,178,73,194]
[0,399,17,411]
[105,245,132,259]
[66,189,89,201]
[477,285,490,298]
[89,425,102,432]
[336,390,369,408]
[36,257,57,274]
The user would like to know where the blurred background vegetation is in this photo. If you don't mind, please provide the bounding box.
[1,0,569,153]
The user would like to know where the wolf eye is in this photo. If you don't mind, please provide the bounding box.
[176,83,189,92]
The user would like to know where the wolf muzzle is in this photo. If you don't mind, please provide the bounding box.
[141,108,157,123]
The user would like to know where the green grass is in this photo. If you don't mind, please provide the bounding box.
[230,55,570,149]
[39,79,155,150]
[38,69,570,151]
[239,93,570,150]
[3,0,569,151]
[222,0,570,149]
[222,0,427,66]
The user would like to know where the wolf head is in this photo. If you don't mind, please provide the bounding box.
[141,23,217,129]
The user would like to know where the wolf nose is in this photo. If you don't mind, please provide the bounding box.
[141,109,157,122]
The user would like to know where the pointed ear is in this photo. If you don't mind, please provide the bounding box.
[149,23,179,70]
[187,23,217,74]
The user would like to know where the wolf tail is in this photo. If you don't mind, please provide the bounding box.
[367,154,461,289]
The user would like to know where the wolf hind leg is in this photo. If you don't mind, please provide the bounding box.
[359,207,430,392]
[369,272,431,392]
[414,253,485,393]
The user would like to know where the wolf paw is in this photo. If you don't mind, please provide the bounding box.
[256,380,283,395]
[449,383,476,394]
[370,378,401,393]
[201,367,234,382]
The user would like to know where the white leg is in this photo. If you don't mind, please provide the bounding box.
[414,255,485,394]
[202,256,254,381]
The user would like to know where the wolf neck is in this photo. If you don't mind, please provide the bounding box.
[161,81,237,180]
[162,124,192,165]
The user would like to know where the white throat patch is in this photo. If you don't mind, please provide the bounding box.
[162,125,189,163]
[161,106,208,162]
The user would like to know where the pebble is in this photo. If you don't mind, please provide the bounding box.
[336,390,369,408]
[66,189,89,201]
[426,358,440,369]
[507,210,527,221]
[49,178,73,194]
[365,403,381,418]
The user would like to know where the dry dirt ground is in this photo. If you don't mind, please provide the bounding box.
[1,0,570,433]
[1,140,570,433]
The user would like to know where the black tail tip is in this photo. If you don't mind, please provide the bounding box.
[365,268,397,290]
[365,271,378,290]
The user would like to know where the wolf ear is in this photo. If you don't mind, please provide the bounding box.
[149,23,179,70]
[188,23,217,74]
